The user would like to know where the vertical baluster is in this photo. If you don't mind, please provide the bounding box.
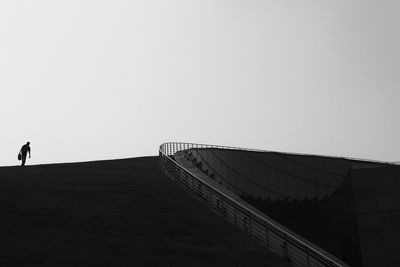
[234,207,237,226]
[265,227,270,249]
[249,215,252,235]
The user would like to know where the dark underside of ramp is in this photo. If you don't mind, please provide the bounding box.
[0,157,288,267]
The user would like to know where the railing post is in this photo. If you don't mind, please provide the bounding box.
[282,234,289,262]
[249,216,252,235]
[221,197,226,217]
[265,228,270,249]
[234,207,237,226]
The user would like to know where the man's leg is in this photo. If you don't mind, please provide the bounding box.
[21,155,26,166]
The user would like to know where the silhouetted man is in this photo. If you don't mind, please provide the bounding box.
[19,142,31,166]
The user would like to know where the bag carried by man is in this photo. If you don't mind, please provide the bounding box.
[18,153,21,160]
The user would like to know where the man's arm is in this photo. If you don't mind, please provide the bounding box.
[28,147,31,158]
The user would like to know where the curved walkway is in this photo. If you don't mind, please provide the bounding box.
[160,142,350,267]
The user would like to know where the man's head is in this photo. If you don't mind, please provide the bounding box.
[27,142,30,145]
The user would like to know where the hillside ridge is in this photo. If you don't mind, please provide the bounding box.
[0,156,287,266]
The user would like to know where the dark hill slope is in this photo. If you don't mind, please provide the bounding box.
[0,157,287,267]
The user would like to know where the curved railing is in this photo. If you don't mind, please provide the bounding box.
[159,142,350,267]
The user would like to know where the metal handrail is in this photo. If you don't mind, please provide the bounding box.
[159,142,350,267]
[162,141,392,165]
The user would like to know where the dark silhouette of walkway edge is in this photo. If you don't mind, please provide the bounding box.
[0,156,288,266]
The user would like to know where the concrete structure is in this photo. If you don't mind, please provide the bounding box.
[183,148,400,267]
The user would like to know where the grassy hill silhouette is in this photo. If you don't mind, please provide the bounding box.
[0,157,288,266]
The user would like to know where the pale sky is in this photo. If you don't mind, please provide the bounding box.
[1,0,399,166]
